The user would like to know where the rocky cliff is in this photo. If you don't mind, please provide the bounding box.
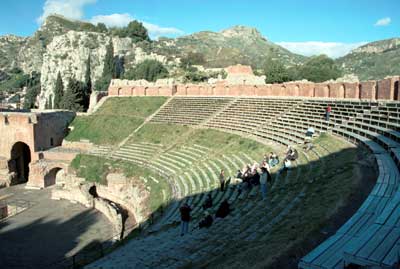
[336,38,400,80]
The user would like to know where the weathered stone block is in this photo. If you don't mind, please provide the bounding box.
[314,84,329,98]
[377,79,392,100]
[360,81,376,100]
[329,83,345,98]
[344,83,359,99]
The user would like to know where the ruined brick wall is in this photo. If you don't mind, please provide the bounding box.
[0,111,75,188]
[108,77,400,101]
[0,113,36,161]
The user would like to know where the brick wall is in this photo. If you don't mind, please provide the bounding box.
[108,77,400,101]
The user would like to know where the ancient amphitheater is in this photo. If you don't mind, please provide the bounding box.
[0,65,399,268]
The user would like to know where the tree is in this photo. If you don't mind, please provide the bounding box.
[61,78,84,112]
[82,55,92,109]
[262,58,293,83]
[48,95,53,110]
[95,40,115,91]
[180,52,206,70]
[123,59,168,82]
[53,72,64,109]
[96,23,108,33]
[298,55,342,82]
[23,72,41,109]
[114,56,125,79]
[126,21,150,42]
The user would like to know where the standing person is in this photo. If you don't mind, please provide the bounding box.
[326,105,332,121]
[202,193,213,210]
[219,169,225,192]
[260,167,269,200]
[180,203,192,236]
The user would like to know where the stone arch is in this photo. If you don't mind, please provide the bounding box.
[117,88,122,96]
[9,142,31,185]
[44,167,62,187]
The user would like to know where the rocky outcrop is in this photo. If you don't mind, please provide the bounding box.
[0,35,26,70]
[38,31,112,108]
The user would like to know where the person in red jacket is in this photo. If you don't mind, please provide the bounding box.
[180,203,192,236]
[326,105,332,121]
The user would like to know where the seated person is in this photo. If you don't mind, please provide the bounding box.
[199,211,213,229]
[202,194,213,210]
[236,169,243,180]
[305,127,315,141]
[286,147,298,161]
[215,199,231,219]
[261,161,271,172]
[268,152,279,167]
[304,141,314,152]
[250,171,260,186]
[251,162,259,174]
[284,159,292,169]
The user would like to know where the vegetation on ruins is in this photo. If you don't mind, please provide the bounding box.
[123,59,168,82]
[71,154,171,211]
[65,97,167,144]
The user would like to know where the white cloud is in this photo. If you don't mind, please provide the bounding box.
[37,1,184,39]
[142,22,184,38]
[374,17,391,26]
[90,13,184,38]
[90,13,133,28]
[277,41,368,58]
[37,0,96,24]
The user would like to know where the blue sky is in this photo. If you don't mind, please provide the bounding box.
[0,0,399,58]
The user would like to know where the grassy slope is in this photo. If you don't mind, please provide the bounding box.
[65,97,167,145]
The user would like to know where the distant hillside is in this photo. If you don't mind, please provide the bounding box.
[336,38,400,80]
[153,25,306,68]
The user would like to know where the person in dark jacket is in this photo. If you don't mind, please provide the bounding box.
[180,203,192,236]
[215,199,231,219]
[202,194,213,210]
[198,211,213,229]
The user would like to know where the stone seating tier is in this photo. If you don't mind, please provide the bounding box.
[87,96,400,269]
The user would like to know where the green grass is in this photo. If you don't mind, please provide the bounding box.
[65,97,167,145]
[130,123,190,145]
[71,154,171,212]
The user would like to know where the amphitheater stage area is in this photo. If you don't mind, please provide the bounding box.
[0,185,113,269]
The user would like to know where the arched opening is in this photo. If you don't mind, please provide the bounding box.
[44,167,62,187]
[394,81,399,100]
[9,142,31,185]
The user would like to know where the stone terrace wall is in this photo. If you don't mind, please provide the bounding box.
[108,76,400,101]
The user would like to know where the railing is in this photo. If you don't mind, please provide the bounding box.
[0,199,34,221]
